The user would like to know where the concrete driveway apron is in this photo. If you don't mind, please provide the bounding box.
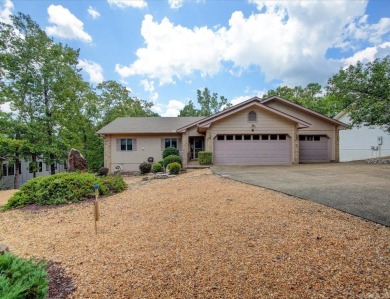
[212,163,390,226]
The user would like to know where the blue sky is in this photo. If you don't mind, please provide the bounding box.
[1,0,389,116]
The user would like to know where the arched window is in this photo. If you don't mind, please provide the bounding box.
[248,111,257,122]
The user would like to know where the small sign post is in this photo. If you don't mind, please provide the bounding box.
[92,184,100,234]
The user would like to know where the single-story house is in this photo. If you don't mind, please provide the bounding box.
[97,96,347,172]
[0,159,66,190]
[334,111,390,162]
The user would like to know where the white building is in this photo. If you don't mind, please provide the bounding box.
[1,159,66,190]
[334,111,390,162]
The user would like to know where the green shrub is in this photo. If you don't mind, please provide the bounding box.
[163,155,182,168]
[158,160,164,167]
[0,252,48,299]
[152,163,163,173]
[167,162,181,175]
[3,172,127,210]
[139,162,152,174]
[99,174,127,194]
[162,147,179,159]
[198,151,212,165]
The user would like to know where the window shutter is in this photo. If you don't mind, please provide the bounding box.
[161,138,164,150]
[178,138,182,150]
[116,139,121,151]
[133,139,137,151]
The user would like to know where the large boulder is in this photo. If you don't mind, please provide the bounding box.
[67,148,87,172]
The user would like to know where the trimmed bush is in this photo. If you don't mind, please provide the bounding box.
[97,167,109,176]
[3,172,127,210]
[139,162,152,174]
[198,151,212,165]
[99,174,127,194]
[163,155,182,168]
[152,163,163,173]
[162,147,179,159]
[167,162,181,175]
[0,252,48,299]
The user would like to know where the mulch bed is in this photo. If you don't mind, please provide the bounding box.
[1,169,389,298]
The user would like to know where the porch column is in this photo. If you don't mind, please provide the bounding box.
[103,135,112,172]
[335,127,340,162]
[205,129,212,152]
[293,125,299,164]
[181,131,189,168]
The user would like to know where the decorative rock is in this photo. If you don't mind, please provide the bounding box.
[67,148,88,172]
[142,177,149,181]
[154,174,169,179]
[0,244,9,254]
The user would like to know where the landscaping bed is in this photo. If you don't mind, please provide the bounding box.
[0,169,389,298]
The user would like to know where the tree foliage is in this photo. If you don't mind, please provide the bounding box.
[263,83,335,116]
[179,88,230,117]
[326,56,390,132]
[0,13,160,177]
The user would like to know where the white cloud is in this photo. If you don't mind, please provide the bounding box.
[342,42,390,66]
[46,5,92,43]
[161,99,185,116]
[0,0,13,24]
[88,6,100,19]
[115,14,224,85]
[0,102,11,113]
[168,0,183,9]
[107,0,147,9]
[117,0,389,86]
[78,59,104,84]
[230,88,266,106]
[344,15,390,46]
[140,79,159,103]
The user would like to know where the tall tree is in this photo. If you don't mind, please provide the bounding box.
[0,13,86,174]
[326,56,390,132]
[179,87,230,117]
[96,80,158,126]
[263,83,333,116]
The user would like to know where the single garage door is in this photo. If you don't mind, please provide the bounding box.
[299,135,330,162]
[214,134,292,165]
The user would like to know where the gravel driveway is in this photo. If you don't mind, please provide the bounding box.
[1,169,389,298]
[212,163,390,226]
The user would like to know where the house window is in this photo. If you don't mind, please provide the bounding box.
[248,111,257,122]
[279,134,287,140]
[244,135,251,140]
[121,139,133,151]
[8,164,15,176]
[2,164,7,176]
[38,162,43,172]
[235,135,242,140]
[226,135,234,140]
[252,135,260,140]
[18,162,22,174]
[270,135,278,140]
[217,135,225,141]
[261,135,269,140]
[165,138,177,149]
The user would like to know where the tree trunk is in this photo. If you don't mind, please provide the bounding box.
[32,154,37,178]
[13,155,20,189]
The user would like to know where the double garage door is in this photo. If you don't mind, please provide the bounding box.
[214,134,292,165]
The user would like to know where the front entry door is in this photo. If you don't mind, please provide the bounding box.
[193,138,204,159]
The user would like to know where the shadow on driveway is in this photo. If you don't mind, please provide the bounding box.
[212,163,390,227]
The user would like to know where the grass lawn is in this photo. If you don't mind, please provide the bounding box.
[1,169,389,298]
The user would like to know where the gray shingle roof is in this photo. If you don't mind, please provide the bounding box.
[97,117,205,134]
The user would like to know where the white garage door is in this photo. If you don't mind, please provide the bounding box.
[299,135,330,162]
[214,134,292,165]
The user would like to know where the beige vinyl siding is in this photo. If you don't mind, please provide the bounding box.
[265,101,337,160]
[209,107,295,156]
[109,134,181,172]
